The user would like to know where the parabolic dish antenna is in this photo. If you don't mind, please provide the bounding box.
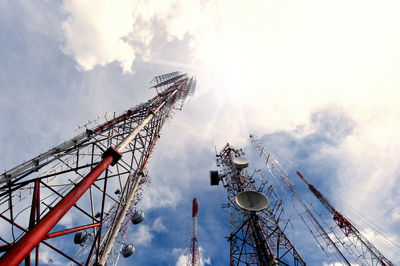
[235,191,269,212]
[232,157,249,169]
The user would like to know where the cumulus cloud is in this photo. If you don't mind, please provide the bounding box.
[60,0,202,72]
[61,0,137,72]
[175,254,188,266]
[139,180,182,210]
[153,217,166,232]
[131,224,153,246]
[175,246,211,266]
[129,216,167,246]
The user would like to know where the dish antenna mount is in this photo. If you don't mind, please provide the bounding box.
[235,191,269,212]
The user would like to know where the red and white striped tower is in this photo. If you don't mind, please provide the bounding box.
[187,198,200,266]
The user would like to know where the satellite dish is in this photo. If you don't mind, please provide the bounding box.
[232,157,249,169]
[235,191,269,212]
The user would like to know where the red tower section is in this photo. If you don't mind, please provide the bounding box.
[296,171,393,266]
[188,198,200,266]
[0,72,195,266]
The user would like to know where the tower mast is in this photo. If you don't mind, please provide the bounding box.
[187,198,200,266]
[250,135,352,265]
[0,72,195,265]
[250,135,395,265]
[296,171,393,266]
[211,143,306,265]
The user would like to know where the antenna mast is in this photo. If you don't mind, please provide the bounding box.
[250,135,395,265]
[296,171,393,266]
[0,72,195,265]
[211,143,306,265]
[250,135,353,265]
[187,198,200,266]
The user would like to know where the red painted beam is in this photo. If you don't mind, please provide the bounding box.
[45,222,101,239]
[25,180,40,265]
[0,156,114,266]
[42,241,83,266]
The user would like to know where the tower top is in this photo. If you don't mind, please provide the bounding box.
[192,198,198,217]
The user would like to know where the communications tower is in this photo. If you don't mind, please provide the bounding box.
[296,171,393,266]
[186,198,200,266]
[0,72,195,265]
[250,135,395,265]
[210,143,306,265]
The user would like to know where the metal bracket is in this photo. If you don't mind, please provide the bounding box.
[101,147,122,166]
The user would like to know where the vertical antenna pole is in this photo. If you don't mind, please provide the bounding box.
[191,198,199,266]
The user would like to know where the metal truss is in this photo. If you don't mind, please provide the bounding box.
[296,171,393,266]
[216,144,306,266]
[250,135,394,266]
[0,72,195,265]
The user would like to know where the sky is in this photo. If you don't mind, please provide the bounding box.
[1,0,400,265]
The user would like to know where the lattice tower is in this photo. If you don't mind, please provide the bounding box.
[213,143,306,265]
[0,72,195,265]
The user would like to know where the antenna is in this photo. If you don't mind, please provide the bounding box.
[212,143,306,265]
[187,197,200,266]
[235,191,269,212]
[250,135,352,265]
[296,171,393,266]
[0,72,196,265]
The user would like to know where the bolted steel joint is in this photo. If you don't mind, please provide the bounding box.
[102,147,122,166]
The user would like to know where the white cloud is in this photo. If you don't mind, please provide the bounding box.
[129,216,167,246]
[176,253,188,266]
[175,246,211,266]
[152,217,166,232]
[65,0,399,156]
[130,224,153,246]
[139,180,181,210]
[58,210,74,227]
[392,207,400,221]
[333,112,400,222]
[60,0,400,123]
[61,0,137,72]
[60,0,200,72]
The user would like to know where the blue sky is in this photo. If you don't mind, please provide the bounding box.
[1,0,400,265]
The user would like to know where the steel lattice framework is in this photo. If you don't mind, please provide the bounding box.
[296,171,393,266]
[214,144,306,266]
[250,135,353,265]
[0,72,195,265]
[250,135,394,266]
[186,198,200,266]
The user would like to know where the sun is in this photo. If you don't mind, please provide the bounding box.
[196,38,260,107]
